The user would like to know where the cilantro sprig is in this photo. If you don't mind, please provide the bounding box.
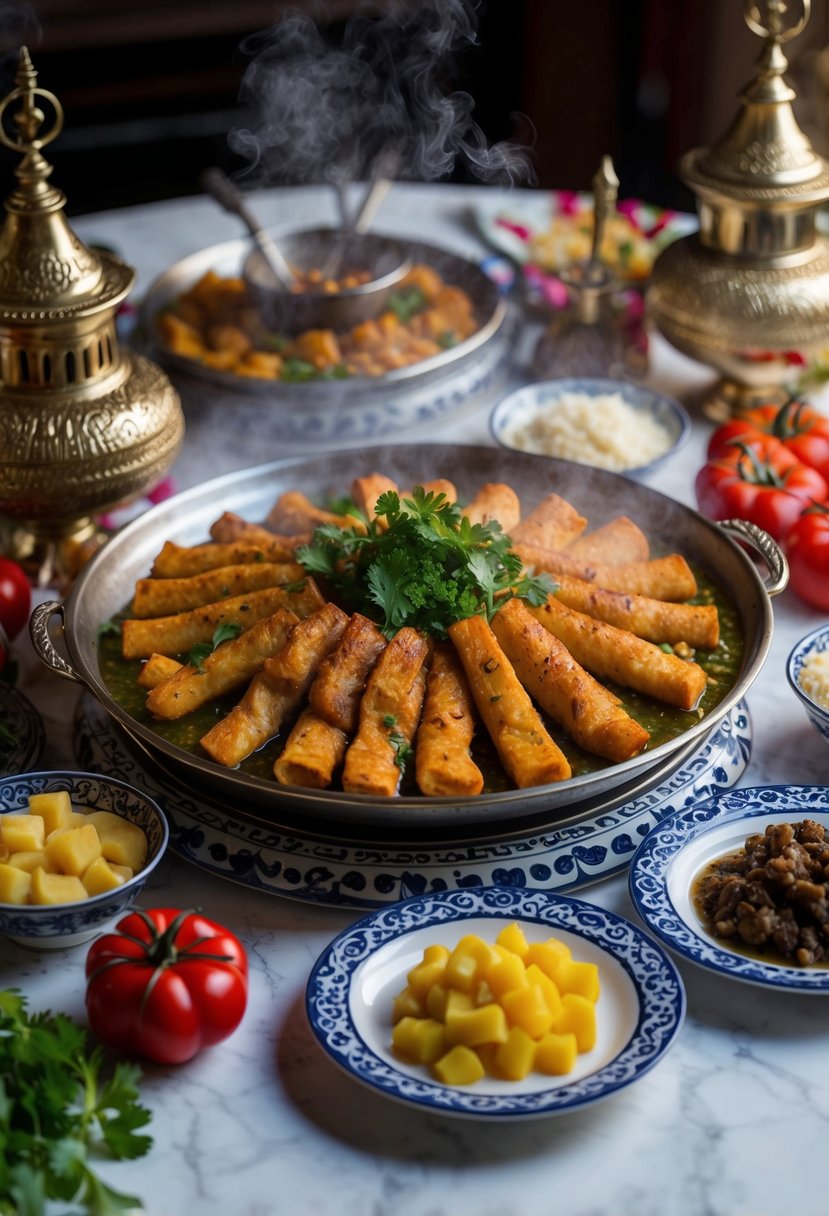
[188,622,242,671]
[0,989,153,1216]
[296,486,555,638]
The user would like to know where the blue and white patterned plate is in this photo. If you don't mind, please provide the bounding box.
[629,785,829,993]
[306,885,685,1118]
[74,695,752,909]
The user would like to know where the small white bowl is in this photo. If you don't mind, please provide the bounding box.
[490,377,691,478]
[0,770,168,950]
[787,624,829,745]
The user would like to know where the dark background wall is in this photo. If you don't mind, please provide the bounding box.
[0,0,825,216]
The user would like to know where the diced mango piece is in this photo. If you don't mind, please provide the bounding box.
[524,938,571,980]
[486,946,528,998]
[392,984,425,1023]
[500,983,555,1039]
[44,823,102,877]
[554,993,597,1052]
[444,934,496,992]
[444,1002,508,1048]
[494,1025,536,1081]
[1,814,45,854]
[496,921,529,958]
[525,963,563,1020]
[81,855,127,896]
[110,863,134,882]
[0,844,8,863]
[535,1031,578,1075]
[432,1044,485,1086]
[425,982,450,1021]
[27,790,74,834]
[391,1016,447,1064]
[7,850,52,874]
[0,861,32,904]
[407,948,449,998]
[555,959,600,1003]
[45,812,88,842]
[30,867,88,905]
[84,811,147,871]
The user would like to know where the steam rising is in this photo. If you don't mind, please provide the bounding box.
[231,0,533,188]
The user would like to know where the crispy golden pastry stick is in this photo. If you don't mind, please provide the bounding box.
[462,483,521,532]
[200,602,349,767]
[132,562,306,618]
[209,511,302,546]
[146,609,299,720]
[151,538,300,578]
[415,643,484,797]
[308,612,387,733]
[525,595,708,710]
[121,581,325,660]
[266,490,366,536]
[273,706,348,789]
[351,474,398,523]
[515,541,698,601]
[552,573,720,649]
[448,615,571,787]
[564,516,650,565]
[137,654,183,689]
[342,627,430,797]
[491,599,649,763]
[418,478,457,504]
[510,493,587,551]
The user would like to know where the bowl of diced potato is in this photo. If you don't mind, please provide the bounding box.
[0,771,168,949]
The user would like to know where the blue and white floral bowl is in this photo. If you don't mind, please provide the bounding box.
[787,624,829,746]
[0,771,168,950]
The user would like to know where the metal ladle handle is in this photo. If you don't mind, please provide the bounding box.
[200,167,297,291]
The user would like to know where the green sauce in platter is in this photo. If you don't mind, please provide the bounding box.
[97,564,744,794]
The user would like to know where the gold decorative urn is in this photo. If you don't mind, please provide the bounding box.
[0,49,184,580]
[647,0,829,418]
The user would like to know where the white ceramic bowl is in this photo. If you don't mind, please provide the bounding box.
[0,770,168,949]
[490,377,691,477]
[787,623,829,745]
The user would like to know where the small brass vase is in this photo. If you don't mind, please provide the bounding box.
[647,0,829,419]
[0,49,184,582]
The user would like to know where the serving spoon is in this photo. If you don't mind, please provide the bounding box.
[200,167,298,291]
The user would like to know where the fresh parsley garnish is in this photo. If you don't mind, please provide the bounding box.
[388,286,428,323]
[387,729,413,771]
[0,989,153,1216]
[188,622,242,671]
[280,357,318,383]
[296,486,555,638]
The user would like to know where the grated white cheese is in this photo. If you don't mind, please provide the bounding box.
[799,650,829,710]
[504,390,673,471]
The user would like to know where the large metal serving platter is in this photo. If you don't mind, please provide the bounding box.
[39,444,778,836]
[136,235,511,444]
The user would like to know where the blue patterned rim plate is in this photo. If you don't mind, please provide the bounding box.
[305,886,685,1119]
[786,623,829,745]
[74,694,752,909]
[0,682,46,778]
[629,785,829,993]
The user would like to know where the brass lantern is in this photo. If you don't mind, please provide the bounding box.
[0,48,184,582]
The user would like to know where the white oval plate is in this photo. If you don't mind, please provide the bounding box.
[629,785,829,992]
[305,886,685,1118]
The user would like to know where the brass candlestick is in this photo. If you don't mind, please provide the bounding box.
[647,0,829,419]
[0,48,184,583]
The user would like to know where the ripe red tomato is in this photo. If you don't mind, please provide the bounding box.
[786,503,829,611]
[708,400,829,482]
[85,907,248,1064]
[0,556,30,641]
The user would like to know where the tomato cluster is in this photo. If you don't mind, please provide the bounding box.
[695,399,829,610]
[0,556,31,674]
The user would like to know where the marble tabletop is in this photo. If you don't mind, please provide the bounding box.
[6,182,829,1216]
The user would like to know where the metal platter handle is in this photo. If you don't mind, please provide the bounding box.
[29,600,86,684]
[717,518,789,597]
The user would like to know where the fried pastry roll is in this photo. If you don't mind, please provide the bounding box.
[563,516,650,565]
[266,490,367,536]
[342,627,430,797]
[510,492,587,551]
[137,653,183,689]
[200,602,349,767]
[209,511,305,546]
[415,643,484,797]
[308,612,387,734]
[491,598,649,763]
[515,541,697,601]
[462,483,521,533]
[131,562,306,618]
[151,538,301,578]
[351,474,398,524]
[525,595,708,710]
[273,706,348,789]
[448,615,571,787]
[552,574,720,649]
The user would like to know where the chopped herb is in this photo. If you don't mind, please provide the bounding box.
[659,642,674,654]
[253,551,265,563]
[280,357,318,383]
[97,619,121,640]
[382,714,397,728]
[259,332,289,352]
[490,694,502,703]
[618,239,634,263]
[188,622,242,671]
[387,729,413,771]
[281,579,308,594]
[388,286,428,324]
[437,330,457,349]
[317,363,350,381]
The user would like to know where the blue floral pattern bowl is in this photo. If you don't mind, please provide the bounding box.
[0,770,168,949]
[787,624,829,746]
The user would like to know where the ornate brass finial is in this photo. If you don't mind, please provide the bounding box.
[0,47,65,213]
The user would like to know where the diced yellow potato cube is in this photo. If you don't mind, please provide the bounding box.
[473,978,494,1006]
[392,984,425,1023]
[110,863,134,882]
[554,992,597,1052]
[535,1031,578,1075]
[445,1001,508,1048]
[27,790,74,834]
[1,814,45,854]
[407,949,449,999]
[486,946,528,999]
[444,934,497,992]
[500,983,555,1039]
[525,963,562,1020]
[391,1016,447,1065]
[444,990,474,1018]
[81,855,127,896]
[7,850,52,874]
[0,844,8,863]
[495,921,529,958]
[44,823,102,877]
[425,982,450,1021]
[494,1025,536,1081]
[45,813,88,842]
[422,944,450,966]
[30,866,88,905]
[524,938,571,980]
[555,959,600,1003]
[0,861,32,904]
[432,1044,485,1086]
[84,811,147,871]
